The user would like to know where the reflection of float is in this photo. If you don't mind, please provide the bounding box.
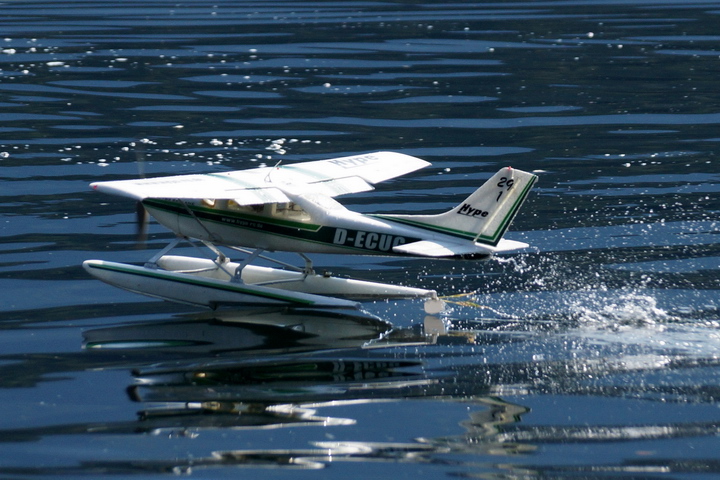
[84,308,393,353]
[83,308,520,435]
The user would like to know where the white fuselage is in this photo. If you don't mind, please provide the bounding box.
[142,195,483,258]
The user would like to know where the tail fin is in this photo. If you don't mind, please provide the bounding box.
[388,167,537,247]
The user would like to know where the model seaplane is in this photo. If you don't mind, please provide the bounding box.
[83,151,537,313]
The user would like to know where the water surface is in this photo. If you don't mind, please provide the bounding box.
[1,1,719,478]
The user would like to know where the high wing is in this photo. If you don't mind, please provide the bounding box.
[90,151,430,204]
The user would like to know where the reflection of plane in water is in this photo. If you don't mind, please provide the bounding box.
[73,308,720,477]
[2,308,715,476]
[82,307,527,437]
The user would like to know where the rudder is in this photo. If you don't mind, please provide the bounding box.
[386,167,537,246]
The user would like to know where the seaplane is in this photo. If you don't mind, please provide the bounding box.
[83,151,537,313]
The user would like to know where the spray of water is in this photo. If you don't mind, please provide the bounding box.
[435,250,720,357]
[568,292,675,331]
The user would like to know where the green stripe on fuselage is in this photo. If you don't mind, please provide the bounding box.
[142,199,420,254]
[372,214,477,241]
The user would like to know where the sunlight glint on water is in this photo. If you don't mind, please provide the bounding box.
[0,0,719,478]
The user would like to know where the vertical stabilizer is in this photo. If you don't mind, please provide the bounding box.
[385,167,537,247]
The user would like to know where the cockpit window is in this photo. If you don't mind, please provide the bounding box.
[207,200,313,222]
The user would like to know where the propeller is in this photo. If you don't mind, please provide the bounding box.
[134,140,149,248]
[135,199,148,247]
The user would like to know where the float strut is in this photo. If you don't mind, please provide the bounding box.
[145,237,183,268]
[298,253,315,275]
[232,248,265,283]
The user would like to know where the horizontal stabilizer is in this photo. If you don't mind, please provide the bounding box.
[393,240,485,257]
[393,238,529,258]
[493,238,530,252]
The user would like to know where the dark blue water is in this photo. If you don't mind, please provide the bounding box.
[1,1,719,478]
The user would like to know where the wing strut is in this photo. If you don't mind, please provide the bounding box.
[180,200,222,243]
